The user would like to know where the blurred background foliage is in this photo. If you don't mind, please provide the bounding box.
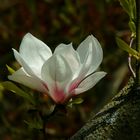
[0,0,132,139]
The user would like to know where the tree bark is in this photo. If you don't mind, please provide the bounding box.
[70,78,140,140]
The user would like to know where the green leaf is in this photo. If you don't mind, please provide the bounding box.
[129,0,136,20]
[65,0,76,15]
[1,81,35,104]
[6,65,15,74]
[0,84,4,91]
[129,21,136,34]
[67,98,83,107]
[59,13,71,25]
[119,0,136,20]
[116,37,140,59]
[119,0,130,16]
[72,98,84,104]
[24,117,43,129]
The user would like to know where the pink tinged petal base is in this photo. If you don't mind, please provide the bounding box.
[68,80,81,94]
[73,71,107,95]
[41,55,73,103]
[49,83,66,104]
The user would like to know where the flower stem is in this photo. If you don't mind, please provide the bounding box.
[40,104,66,140]
[136,0,140,85]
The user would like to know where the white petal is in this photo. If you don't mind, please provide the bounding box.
[77,44,93,79]
[74,71,106,94]
[19,33,52,75]
[67,44,94,93]
[8,68,47,93]
[41,55,72,85]
[41,55,73,102]
[13,49,36,77]
[77,35,103,75]
[54,43,80,73]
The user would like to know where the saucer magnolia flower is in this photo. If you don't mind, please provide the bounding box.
[8,33,106,104]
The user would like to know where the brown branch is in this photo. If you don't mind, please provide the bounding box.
[70,78,140,139]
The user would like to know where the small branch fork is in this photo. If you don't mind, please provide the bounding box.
[128,37,136,78]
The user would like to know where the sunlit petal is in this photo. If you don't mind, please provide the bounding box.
[77,44,93,79]
[19,33,52,75]
[77,35,103,75]
[54,43,81,74]
[68,44,93,92]
[13,49,36,77]
[41,55,72,84]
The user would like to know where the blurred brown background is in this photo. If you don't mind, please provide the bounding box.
[0,0,131,139]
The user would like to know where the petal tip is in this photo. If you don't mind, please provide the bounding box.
[98,71,107,78]
[23,33,34,41]
[25,32,32,37]
[12,48,16,52]
[102,71,107,76]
